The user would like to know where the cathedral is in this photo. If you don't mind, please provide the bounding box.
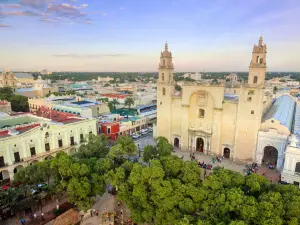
[157,37,275,163]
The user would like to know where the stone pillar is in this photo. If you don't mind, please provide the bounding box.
[211,108,222,155]
[181,105,189,151]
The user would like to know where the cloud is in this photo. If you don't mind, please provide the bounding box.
[47,3,86,19]
[20,0,50,10]
[0,23,10,27]
[80,4,88,8]
[119,7,125,10]
[40,17,59,23]
[6,4,21,8]
[52,54,129,58]
[0,10,40,16]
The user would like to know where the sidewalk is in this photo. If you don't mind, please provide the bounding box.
[2,198,68,225]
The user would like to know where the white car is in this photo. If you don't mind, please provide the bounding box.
[132,133,140,139]
[149,127,153,132]
[141,129,148,135]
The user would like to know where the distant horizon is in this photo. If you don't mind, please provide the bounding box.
[2,70,300,74]
[1,0,300,71]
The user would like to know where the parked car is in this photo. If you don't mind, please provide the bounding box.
[132,133,140,139]
[141,129,148,135]
[149,127,153,132]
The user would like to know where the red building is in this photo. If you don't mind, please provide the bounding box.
[99,122,120,141]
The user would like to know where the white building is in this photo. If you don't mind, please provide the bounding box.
[183,72,202,81]
[287,81,300,86]
[255,95,296,170]
[0,112,97,182]
[98,76,114,82]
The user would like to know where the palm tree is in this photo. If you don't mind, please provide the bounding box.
[125,97,135,108]
[112,98,120,109]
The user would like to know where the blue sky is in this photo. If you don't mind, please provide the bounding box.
[0,0,300,72]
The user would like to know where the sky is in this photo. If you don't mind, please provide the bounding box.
[0,0,300,72]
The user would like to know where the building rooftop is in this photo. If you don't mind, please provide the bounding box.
[101,93,131,99]
[263,95,296,132]
[293,101,300,145]
[15,73,33,79]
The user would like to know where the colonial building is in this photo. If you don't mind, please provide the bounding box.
[157,37,272,163]
[0,110,97,183]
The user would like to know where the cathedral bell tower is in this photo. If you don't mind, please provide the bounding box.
[248,36,267,85]
[157,43,174,140]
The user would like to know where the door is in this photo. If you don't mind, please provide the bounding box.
[14,152,20,162]
[30,147,36,156]
[70,137,74,146]
[45,143,50,151]
[0,156,4,167]
[58,139,63,148]
[196,138,204,152]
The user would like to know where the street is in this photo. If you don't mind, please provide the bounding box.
[133,132,156,150]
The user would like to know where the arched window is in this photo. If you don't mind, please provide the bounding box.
[295,162,300,173]
[163,87,166,95]
[163,60,165,65]
[256,56,260,63]
[162,73,164,81]
[253,76,258,84]
[198,109,205,118]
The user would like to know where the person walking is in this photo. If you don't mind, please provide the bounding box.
[20,218,25,225]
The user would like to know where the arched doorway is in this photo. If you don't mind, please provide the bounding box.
[196,138,204,152]
[174,138,179,148]
[0,170,10,182]
[262,146,278,166]
[223,148,230,159]
[13,165,24,174]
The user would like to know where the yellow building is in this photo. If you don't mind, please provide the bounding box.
[157,37,269,163]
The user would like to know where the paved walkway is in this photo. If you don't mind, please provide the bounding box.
[81,194,131,225]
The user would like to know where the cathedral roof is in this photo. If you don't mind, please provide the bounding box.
[262,95,296,132]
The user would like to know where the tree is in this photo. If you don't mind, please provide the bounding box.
[124,97,135,108]
[0,87,29,112]
[104,83,110,87]
[112,98,119,109]
[175,84,182,92]
[273,86,278,94]
[108,102,114,112]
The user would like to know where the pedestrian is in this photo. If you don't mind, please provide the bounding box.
[34,213,37,218]
[41,212,44,221]
[90,209,93,217]
[118,201,121,206]
[20,218,25,225]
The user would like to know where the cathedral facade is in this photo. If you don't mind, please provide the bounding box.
[157,37,270,162]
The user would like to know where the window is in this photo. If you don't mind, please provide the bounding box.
[163,87,166,95]
[14,152,20,162]
[80,134,84,143]
[160,102,162,105]
[0,156,4,167]
[248,90,255,95]
[199,109,205,118]
[253,76,258,84]
[251,110,254,114]
[234,90,236,94]
[256,56,260,63]
[58,139,63,148]
[30,147,36,156]
[45,143,50,151]
[162,73,164,81]
[107,127,111,134]
[295,162,300,173]
[247,97,252,102]
[70,137,75,146]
